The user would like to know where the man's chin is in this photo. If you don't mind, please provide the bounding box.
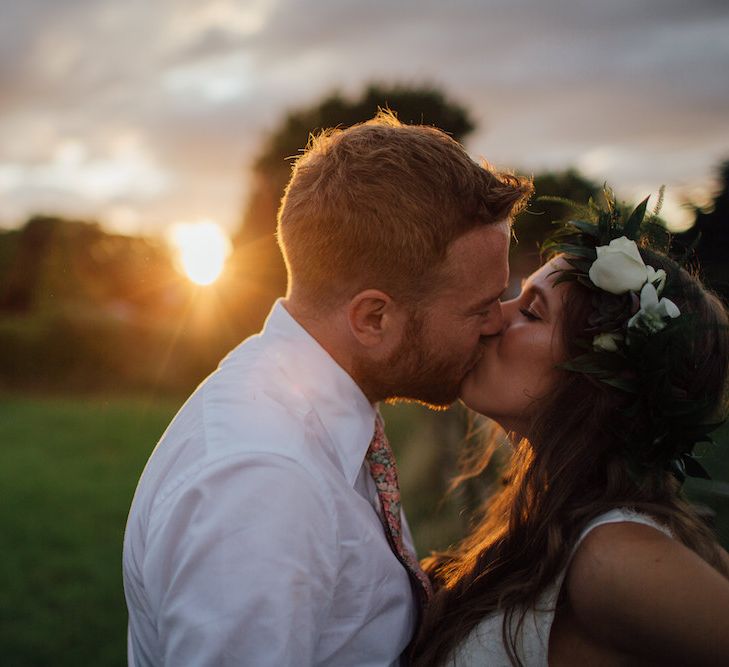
[361,348,467,408]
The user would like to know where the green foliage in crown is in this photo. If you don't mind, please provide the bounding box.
[541,188,722,483]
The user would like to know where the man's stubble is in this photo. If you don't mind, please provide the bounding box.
[355,310,482,409]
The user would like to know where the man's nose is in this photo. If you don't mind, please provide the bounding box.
[480,300,504,337]
[500,297,520,327]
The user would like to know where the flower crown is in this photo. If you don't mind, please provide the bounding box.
[541,188,722,483]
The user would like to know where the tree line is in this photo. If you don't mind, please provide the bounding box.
[1,85,727,393]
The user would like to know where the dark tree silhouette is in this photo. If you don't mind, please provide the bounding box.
[0,217,56,312]
[675,160,729,300]
[0,216,177,314]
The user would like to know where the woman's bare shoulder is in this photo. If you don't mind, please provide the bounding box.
[561,519,729,666]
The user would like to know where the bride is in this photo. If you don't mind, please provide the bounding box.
[411,194,729,666]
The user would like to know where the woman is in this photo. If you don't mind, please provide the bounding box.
[411,194,729,666]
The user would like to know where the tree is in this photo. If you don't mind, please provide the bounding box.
[0,215,178,315]
[0,217,53,312]
[675,160,729,299]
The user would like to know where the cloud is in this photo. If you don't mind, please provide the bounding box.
[0,0,727,232]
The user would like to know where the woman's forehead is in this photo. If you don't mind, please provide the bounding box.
[526,257,568,290]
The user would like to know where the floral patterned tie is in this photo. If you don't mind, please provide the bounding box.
[366,412,433,604]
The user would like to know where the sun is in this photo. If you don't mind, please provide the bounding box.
[168,220,232,286]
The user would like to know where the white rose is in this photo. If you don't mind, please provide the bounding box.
[588,236,648,295]
[592,332,623,352]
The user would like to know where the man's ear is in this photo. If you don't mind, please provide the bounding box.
[347,289,404,348]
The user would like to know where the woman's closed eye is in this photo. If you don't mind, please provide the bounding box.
[520,307,541,321]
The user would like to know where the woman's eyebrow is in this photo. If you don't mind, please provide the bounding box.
[530,283,550,312]
[521,282,550,312]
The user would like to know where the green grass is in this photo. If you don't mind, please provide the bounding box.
[0,396,455,666]
[0,395,178,667]
[1,396,727,666]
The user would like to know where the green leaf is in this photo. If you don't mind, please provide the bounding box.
[557,244,596,260]
[560,360,599,373]
[560,351,623,375]
[681,454,711,480]
[563,257,592,274]
[565,219,600,237]
[680,420,725,439]
[600,377,639,392]
[669,458,687,483]
[623,196,649,239]
[597,210,613,241]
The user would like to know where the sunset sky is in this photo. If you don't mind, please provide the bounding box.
[1,0,728,236]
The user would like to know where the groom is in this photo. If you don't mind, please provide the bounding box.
[123,112,531,666]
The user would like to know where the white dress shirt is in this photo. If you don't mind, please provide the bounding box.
[123,300,418,666]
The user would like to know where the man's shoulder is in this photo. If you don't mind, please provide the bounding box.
[133,339,323,499]
[200,340,315,456]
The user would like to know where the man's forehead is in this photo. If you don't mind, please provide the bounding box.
[436,229,509,295]
[447,223,509,261]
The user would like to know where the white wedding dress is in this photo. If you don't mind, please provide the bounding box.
[447,508,672,666]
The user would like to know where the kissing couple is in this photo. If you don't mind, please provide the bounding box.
[123,112,729,666]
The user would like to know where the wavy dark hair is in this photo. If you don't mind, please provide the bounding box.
[410,249,729,666]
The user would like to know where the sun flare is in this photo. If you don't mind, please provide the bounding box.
[168,220,232,286]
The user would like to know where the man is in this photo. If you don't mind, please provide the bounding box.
[123,112,531,666]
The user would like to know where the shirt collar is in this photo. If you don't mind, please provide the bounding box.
[260,300,377,486]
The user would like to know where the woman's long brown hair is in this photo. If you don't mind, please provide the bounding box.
[411,251,729,666]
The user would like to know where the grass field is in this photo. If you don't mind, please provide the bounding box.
[0,395,179,667]
[1,395,728,665]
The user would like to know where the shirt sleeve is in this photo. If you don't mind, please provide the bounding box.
[142,453,338,666]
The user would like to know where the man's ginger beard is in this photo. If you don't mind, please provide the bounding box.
[354,308,481,409]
